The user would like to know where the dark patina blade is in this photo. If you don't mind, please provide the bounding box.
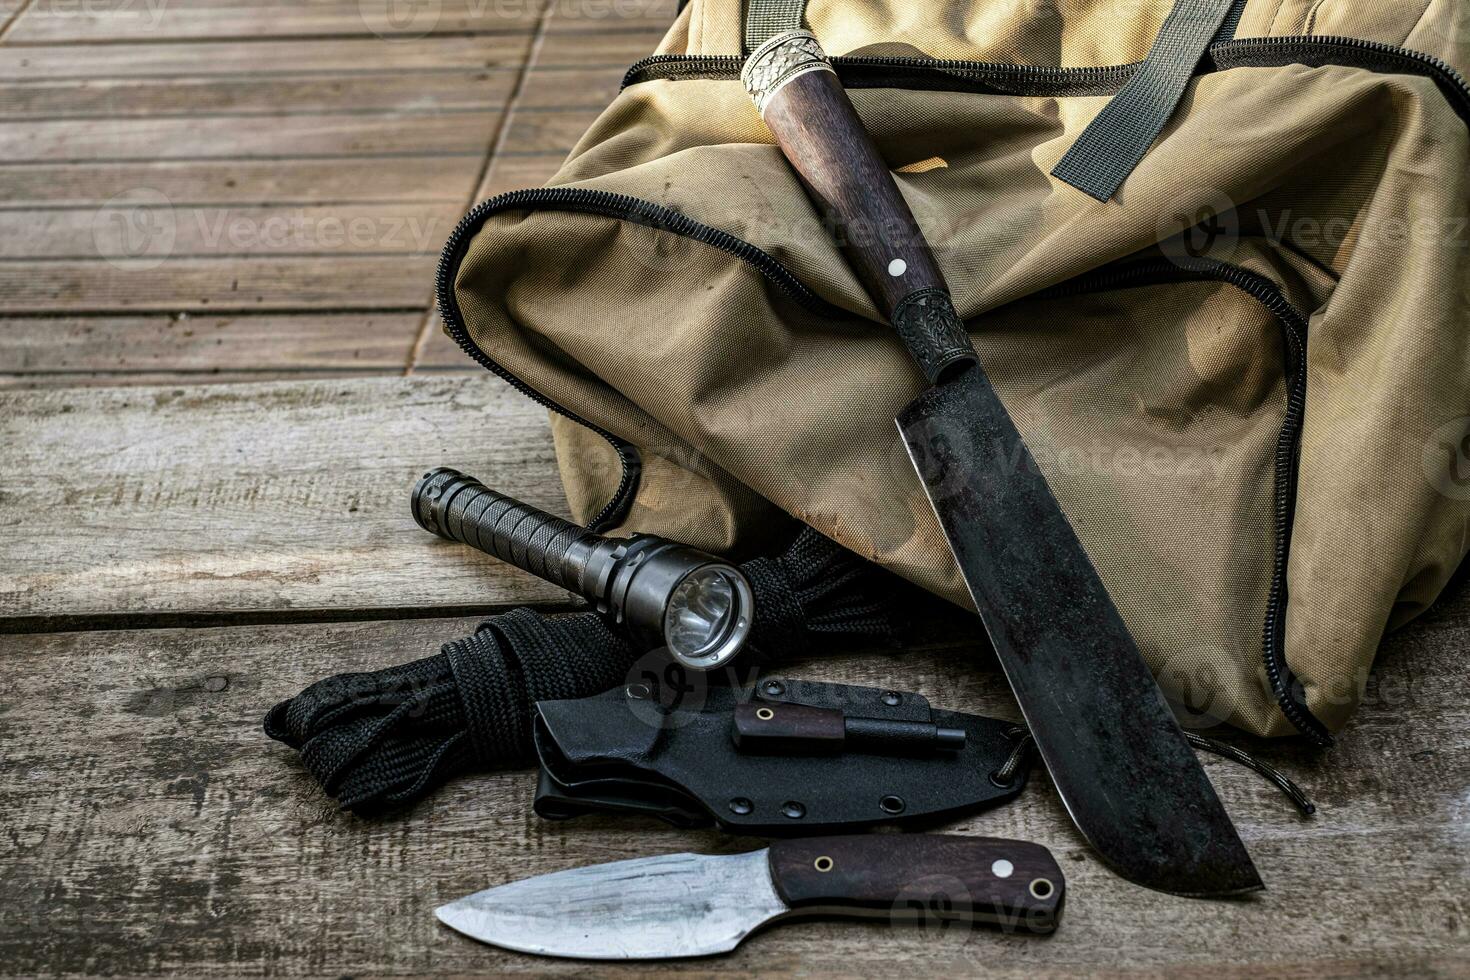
[897,365,1263,898]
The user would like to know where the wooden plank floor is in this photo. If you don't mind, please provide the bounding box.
[1,2,1467,977]
[1,598,1466,977]
[0,0,668,387]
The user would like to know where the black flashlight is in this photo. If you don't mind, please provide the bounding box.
[412,468,754,671]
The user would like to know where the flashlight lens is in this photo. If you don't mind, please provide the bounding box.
[665,567,741,661]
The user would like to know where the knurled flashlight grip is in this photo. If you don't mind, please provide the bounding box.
[412,467,609,596]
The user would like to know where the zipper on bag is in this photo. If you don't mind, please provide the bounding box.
[621,36,1470,126]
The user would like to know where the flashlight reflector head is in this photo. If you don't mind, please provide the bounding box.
[663,564,753,670]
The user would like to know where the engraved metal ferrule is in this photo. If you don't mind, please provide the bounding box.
[740,29,835,116]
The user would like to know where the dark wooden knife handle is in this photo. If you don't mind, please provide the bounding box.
[767,835,1064,934]
[733,702,846,752]
[742,30,978,385]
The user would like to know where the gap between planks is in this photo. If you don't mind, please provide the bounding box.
[0,0,33,43]
[405,2,555,375]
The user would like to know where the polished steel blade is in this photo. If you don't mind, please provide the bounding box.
[897,366,1262,897]
[435,848,789,959]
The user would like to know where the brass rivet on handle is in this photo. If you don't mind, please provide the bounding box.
[755,707,775,721]
[1029,878,1054,900]
[813,856,834,872]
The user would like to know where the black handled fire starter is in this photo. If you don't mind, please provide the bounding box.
[731,701,967,755]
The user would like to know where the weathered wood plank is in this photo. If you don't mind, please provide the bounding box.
[0,6,651,390]
[0,32,646,80]
[511,66,624,110]
[0,157,478,209]
[0,255,433,313]
[0,111,498,162]
[0,202,460,259]
[464,105,601,199]
[494,105,610,158]
[415,310,480,372]
[6,0,674,42]
[0,313,424,385]
[0,73,516,119]
[0,375,569,626]
[473,151,566,197]
[0,600,1464,976]
[6,0,537,42]
[0,367,412,389]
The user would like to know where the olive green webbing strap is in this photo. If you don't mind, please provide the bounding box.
[744,0,807,52]
[747,0,1245,195]
[1217,0,1246,41]
[1052,0,1244,201]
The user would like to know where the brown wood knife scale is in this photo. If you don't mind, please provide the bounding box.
[741,30,978,386]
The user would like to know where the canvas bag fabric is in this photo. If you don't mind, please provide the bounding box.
[441,0,1470,740]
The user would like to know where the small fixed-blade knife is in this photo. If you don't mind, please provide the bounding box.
[436,835,1064,960]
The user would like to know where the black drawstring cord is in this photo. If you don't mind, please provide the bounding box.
[991,726,1032,787]
[989,726,1315,816]
[1185,731,1317,817]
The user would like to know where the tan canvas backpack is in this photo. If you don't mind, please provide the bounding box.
[435,0,1470,741]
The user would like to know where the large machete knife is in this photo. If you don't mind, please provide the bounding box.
[740,30,1261,897]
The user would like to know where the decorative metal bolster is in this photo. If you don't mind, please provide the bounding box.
[891,288,977,385]
[740,29,835,116]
